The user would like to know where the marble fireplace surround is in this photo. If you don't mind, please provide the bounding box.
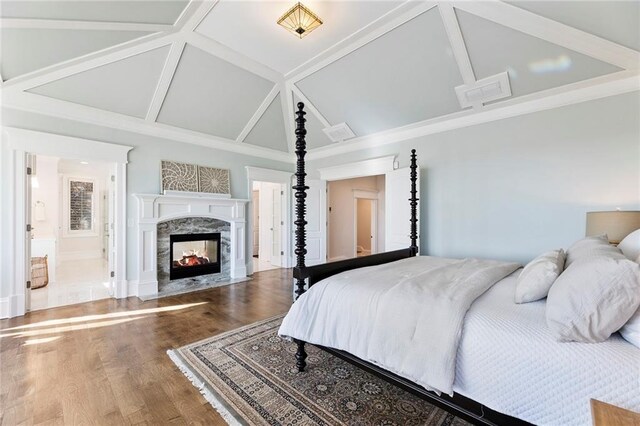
[133,193,248,298]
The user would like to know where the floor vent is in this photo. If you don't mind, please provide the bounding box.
[323,122,356,142]
[455,71,511,108]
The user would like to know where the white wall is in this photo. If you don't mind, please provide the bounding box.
[313,92,640,264]
[0,108,293,300]
[327,175,385,260]
[31,155,59,239]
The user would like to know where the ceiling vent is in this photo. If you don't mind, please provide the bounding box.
[455,71,511,108]
[323,122,356,143]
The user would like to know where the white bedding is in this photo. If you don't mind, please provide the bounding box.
[454,272,640,426]
[279,256,519,395]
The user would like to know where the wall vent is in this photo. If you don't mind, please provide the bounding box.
[455,72,511,108]
[323,122,355,143]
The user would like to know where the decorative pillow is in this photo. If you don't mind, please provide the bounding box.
[620,307,640,348]
[618,229,640,262]
[564,234,624,268]
[515,249,565,303]
[546,256,640,343]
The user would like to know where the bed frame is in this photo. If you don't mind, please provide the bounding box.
[290,103,531,426]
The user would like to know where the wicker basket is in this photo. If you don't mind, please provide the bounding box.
[31,255,49,289]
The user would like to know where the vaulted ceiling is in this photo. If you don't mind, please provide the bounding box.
[1,1,638,162]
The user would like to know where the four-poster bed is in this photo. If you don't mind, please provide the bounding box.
[285,102,529,425]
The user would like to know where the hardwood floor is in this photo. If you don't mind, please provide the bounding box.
[0,268,293,425]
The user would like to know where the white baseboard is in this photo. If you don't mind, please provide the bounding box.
[0,297,9,319]
[58,249,103,261]
[0,294,25,318]
[133,279,158,298]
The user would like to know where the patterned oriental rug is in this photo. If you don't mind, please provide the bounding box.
[168,315,471,426]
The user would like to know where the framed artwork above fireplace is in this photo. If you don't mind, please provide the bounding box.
[161,161,230,196]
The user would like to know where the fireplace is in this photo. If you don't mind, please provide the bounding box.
[169,233,221,280]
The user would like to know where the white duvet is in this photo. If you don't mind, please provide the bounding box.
[278,256,519,395]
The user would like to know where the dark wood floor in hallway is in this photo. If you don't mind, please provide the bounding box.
[0,268,293,425]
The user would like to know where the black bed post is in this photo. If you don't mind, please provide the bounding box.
[409,149,419,255]
[293,102,308,372]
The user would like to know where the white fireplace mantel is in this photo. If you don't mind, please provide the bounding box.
[133,193,249,298]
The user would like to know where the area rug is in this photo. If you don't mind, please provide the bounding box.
[168,315,471,426]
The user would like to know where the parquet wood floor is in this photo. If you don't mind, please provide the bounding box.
[0,268,293,425]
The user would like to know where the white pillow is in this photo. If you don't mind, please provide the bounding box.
[546,256,640,343]
[620,307,640,348]
[515,249,565,303]
[618,229,640,262]
[564,234,624,268]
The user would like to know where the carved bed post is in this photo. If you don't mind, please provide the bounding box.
[409,149,419,255]
[293,102,309,372]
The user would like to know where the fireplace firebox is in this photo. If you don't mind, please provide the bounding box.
[169,233,221,280]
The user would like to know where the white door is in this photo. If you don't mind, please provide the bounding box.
[385,167,420,252]
[25,153,35,311]
[107,170,116,296]
[270,185,283,267]
[304,179,327,266]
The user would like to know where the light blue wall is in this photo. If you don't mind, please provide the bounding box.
[0,109,293,282]
[308,92,640,264]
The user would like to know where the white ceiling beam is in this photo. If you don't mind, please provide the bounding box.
[291,85,331,129]
[237,85,280,143]
[183,32,281,83]
[3,91,294,163]
[0,18,173,32]
[2,32,177,93]
[279,81,297,154]
[306,70,640,160]
[177,0,217,33]
[145,40,186,122]
[285,1,437,83]
[438,2,480,110]
[455,0,640,71]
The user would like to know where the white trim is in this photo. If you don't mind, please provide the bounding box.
[0,18,173,32]
[291,86,331,128]
[3,127,132,163]
[307,71,640,160]
[0,297,9,319]
[353,193,378,258]
[454,0,640,71]
[2,32,174,90]
[179,1,218,33]
[318,155,396,181]
[2,92,294,163]
[237,85,280,143]
[58,250,103,261]
[146,40,186,122]
[279,81,296,154]
[286,2,437,83]
[183,32,281,83]
[245,167,294,274]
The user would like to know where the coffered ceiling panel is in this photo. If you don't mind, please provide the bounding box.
[195,1,401,74]
[157,44,275,140]
[296,7,463,138]
[0,28,151,80]
[244,94,289,152]
[0,1,189,25]
[508,1,640,51]
[29,46,170,118]
[293,94,334,150]
[456,9,622,100]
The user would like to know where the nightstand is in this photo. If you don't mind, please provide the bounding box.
[591,399,640,426]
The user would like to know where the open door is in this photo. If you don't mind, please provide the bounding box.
[385,167,420,252]
[25,153,35,311]
[270,184,283,267]
[107,168,116,296]
[304,179,327,266]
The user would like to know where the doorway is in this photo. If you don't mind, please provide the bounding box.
[355,198,377,257]
[27,154,114,311]
[251,181,285,272]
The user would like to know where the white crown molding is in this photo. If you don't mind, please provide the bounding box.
[2,91,294,163]
[0,18,173,33]
[318,155,396,181]
[146,40,186,122]
[179,0,217,33]
[183,32,281,83]
[2,32,179,93]
[285,1,437,83]
[291,85,331,129]
[306,70,640,160]
[455,0,640,71]
[237,84,280,143]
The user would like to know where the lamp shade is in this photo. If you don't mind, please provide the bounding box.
[586,211,640,244]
